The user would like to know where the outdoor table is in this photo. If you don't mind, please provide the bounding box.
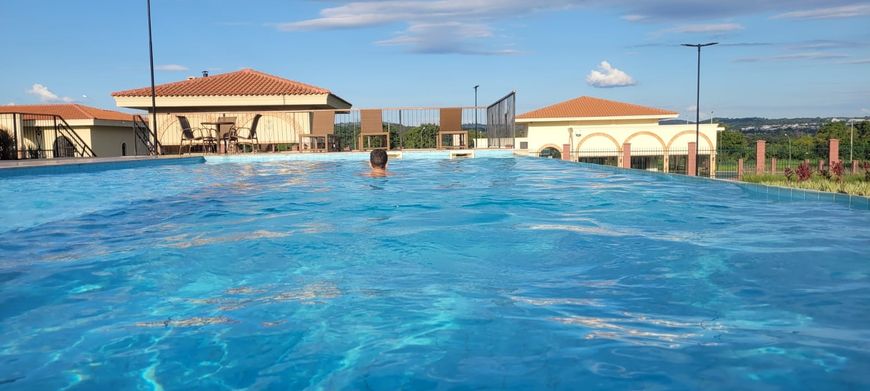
[201,121,235,153]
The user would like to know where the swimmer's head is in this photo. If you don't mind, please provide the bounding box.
[370,149,388,169]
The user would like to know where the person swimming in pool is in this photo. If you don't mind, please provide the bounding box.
[369,148,388,176]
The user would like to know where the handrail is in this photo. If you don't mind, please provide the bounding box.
[133,114,160,155]
[54,115,96,157]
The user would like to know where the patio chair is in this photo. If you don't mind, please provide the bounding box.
[438,108,467,149]
[216,116,237,153]
[301,111,336,152]
[178,115,216,154]
[359,109,389,150]
[230,114,261,153]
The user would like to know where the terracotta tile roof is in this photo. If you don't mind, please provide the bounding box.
[517,96,678,120]
[0,104,135,121]
[111,68,332,97]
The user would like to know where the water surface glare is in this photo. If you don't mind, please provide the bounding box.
[1,157,869,390]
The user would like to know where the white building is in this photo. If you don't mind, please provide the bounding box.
[515,96,722,174]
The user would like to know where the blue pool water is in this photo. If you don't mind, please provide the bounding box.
[1,156,869,390]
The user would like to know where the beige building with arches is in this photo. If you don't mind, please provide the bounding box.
[516,96,722,175]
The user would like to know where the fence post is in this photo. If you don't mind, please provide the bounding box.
[687,142,697,176]
[738,158,744,180]
[818,160,824,171]
[771,158,777,174]
[829,139,839,167]
[562,144,570,161]
[622,143,631,169]
[756,140,766,174]
[854,160,860,175]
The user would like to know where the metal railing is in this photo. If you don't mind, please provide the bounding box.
[0,113,96,159]
[133,114,161,155]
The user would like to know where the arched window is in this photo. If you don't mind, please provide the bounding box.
[53,136,75,158]
[539,147,562,159]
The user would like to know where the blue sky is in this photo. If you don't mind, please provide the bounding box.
[1,0,869,119]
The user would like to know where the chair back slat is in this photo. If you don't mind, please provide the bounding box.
[249,114,262,138]
[360,109,383,134]
[439,108,462,132]
[178,116,194,140]
[311,111,335,136]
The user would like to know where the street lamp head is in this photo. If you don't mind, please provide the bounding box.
[682,42,719,48]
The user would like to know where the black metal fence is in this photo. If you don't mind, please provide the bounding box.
[0,113,95,160]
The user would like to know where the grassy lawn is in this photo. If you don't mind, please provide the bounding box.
[742,173,870,196]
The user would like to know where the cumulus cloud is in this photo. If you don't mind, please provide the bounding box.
[26,84,73,102]
[586,61,636,88]
[155,64,189,72]
[773,4,870,19]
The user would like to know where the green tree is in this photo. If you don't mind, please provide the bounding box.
[718,129,748,156]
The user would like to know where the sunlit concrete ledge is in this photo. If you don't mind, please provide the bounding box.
[0,156,204,177]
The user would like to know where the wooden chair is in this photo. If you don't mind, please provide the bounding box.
[438,108,467,149]
[358,109,389,150]
[301,111,336,152]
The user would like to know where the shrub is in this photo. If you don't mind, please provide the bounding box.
[864,162,870,182]
[0,130,14,160]
[796,162,812,181]
[831,160,844,182]
[784,167,795,182]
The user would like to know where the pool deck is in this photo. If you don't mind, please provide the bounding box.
[0,155,187,170]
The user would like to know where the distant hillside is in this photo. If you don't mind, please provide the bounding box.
[662,117,869,137]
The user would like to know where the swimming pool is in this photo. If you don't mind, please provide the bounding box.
[1,156,869,389]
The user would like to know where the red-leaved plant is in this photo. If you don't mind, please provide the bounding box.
[784,167,795,182]
[864,162,870,181]
[796,162,812,181]
[830,161,844,182]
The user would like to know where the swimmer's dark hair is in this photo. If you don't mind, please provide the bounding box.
[370,149,388,169]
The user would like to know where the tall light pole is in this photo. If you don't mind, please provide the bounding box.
[147,0,158,154]
[682,42,718,175]
[474,85,479,146]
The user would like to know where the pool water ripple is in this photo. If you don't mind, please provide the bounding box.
[1,157,869,389]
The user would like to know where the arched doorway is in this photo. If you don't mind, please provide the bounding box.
[539,146,561,159]
[53,136,75,158]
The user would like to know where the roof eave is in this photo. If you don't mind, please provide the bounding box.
[516,113,679,123]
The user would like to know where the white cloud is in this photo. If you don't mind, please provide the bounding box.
[273,1,858,54]
[735,52,850,62]
[155,64,189,72]
[26,83,73,103]
[621,14,647,22]
[585,61,636,88]
[773,4,870,20]
[664,23,744,34]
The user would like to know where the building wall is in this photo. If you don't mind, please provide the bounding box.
[89,126,146,157]
[523,119,720,156]
[153,111,311,147]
